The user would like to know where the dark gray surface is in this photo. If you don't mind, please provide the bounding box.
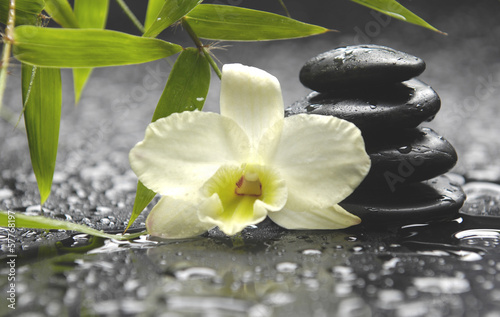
[2,1,500,316]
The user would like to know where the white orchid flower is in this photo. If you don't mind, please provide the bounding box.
[129,63,371,239]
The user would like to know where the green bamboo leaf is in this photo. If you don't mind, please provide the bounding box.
[22,64,61,204]
[184,4,330,41]
[13,26,183,68]
[0,211,146,240]
[152,47,210,119]
[74,0,109,29]
[143,0,202,38]
[73,0,110,103]
[44,0,79,28]
[73,68,92,104]
[349,0,445,34]
[126,47,210,232]
[0,0,44,26]
[144,0,165,31]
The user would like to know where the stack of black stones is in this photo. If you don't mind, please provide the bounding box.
[287,45,466,227]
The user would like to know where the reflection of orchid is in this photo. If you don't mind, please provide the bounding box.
[129,64,371,239]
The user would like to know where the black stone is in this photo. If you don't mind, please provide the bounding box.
[361,127,457,191]
[299,45,426,92]
[285,79,440,133]
[340,175,465,227]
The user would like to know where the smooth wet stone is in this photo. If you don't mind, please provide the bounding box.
[340,175,465,227]
[285,79,440,133]
[299,45,426,92]
[361,127,457,191]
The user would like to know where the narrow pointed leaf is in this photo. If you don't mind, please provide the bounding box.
[184,4,330,41]
[74,0,109,29]
[127,47,210,231]
[143,0,202,38]
[73,68,92,104]
[144,0,166,31]
[349,0,445,34]
[0,211,146,240]
[152,47,210,120]
[22,64,62,204]
[0,0,44,26]
[73,0,110,103]
[44,0,80,28]
[13,26,183,68]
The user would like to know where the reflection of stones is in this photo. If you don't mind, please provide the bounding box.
[292,44,465,225]
[286,79,440,133]
[299,45,426,92]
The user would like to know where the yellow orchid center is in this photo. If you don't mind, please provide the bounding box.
[198,164,287,235]
[235,171,262,196]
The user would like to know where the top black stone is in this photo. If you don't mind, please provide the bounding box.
[299,45,426,92]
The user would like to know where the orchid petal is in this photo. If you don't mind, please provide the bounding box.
[260,114,371,208]
[220,64,284,151]
[146,195,216,239]
[268,203,361,230]
[129,111,250,196]
[198,164,287,236]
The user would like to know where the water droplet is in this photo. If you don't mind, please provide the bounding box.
[276,262,298,273]
[370,104,377,109]
[413,276,470,294]
[397,145,412,154]
[0,188,13,199]
[306,104,320,112]
[174,267,217,281]
[302,249,322,255]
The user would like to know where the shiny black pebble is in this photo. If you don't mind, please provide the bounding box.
[299,45,426,92]
[340,175,465,227]
[285,79,440,133]
[361,127,458,191]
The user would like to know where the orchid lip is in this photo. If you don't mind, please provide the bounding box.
[235,173,262,196]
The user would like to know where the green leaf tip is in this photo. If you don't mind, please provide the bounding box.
[22,64,62,205]
[349,0,446,34]
[184,4,330,41]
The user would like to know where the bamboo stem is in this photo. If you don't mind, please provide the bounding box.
[181,18,222,80]
[0,0,16,113]
[115,0,145,34]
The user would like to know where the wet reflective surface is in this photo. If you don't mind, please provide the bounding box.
[1,216,500,316]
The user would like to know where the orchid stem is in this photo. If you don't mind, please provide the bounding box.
[115,0,145,34]
[181,18,222,80]
[0,0,16,115]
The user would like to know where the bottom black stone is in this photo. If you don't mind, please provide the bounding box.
[340,175,465,227]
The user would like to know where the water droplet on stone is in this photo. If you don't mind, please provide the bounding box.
[397,145,412,154]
